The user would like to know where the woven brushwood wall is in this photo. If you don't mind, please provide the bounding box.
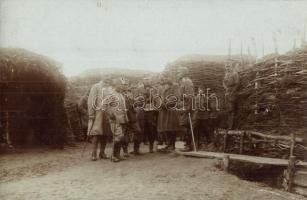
[236,47,307,136]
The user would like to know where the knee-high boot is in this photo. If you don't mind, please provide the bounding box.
[111,142,120,162]
[91,136,99,161]
[133,141,140,154]
[99,136,108,159]
[149,141,154,153]
[122,142,129,157]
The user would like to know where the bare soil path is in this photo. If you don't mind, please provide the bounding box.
[0,143,306,200]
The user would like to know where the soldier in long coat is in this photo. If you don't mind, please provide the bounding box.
[130,88,145,155]
[122,86,143,156]
[87,81,112,161]
[134,80,158,153]
[223,63,240,129]
[177,67,195,151]
[107,79,129,162]
[157,77,181,151]
[192,87,211,148]
[143,82,159,153]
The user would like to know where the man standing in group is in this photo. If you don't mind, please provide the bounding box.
[135,78,158,153]
[107,78,129,162]
[157,75,181,151]
[87,80,112,161]
[143,79,158,153]
[177,67,194,151]
[192,87,210,149]
[223,62,240,130]
[122,83,143,156]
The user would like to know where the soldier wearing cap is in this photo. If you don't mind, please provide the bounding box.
[157,74,181,151]
[137,78,158,153]
[177,67,194,151]
[87,80,112,161]
[122,83,143,156]
[223,62,240,129]
[106,77,129,162]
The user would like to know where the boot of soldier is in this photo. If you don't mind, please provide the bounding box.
[149,142,154,153]
[99,140,109,159]
[91,136,99,161]
[133,142,140,155]
[91,151,97,161]
[99,152,109,159]
[111,143,120,162]
[122,144,130,158]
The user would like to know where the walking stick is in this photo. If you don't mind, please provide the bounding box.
[81,136,89,158]
[111,123,115,161]
[188,113,197,152]
[81,119,94,158]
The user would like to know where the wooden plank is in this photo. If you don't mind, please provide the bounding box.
[177,150,307,167]
[217,129,304,143]
[283,170,307,189]
[294,172,307,187]
[293,186,307,197]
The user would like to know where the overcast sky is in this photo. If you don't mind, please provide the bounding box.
[1,0,307,76]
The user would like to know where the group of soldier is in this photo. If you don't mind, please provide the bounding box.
[77,65,240,162]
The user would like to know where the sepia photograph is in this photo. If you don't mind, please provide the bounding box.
[1,0,307,199]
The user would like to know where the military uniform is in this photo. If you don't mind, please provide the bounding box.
[140,85,158,152]
[106,87,129,162]
[178,77,194,151]
[157,81,181,150]
[192,94,210,147]
[223,67,240,129]
[123,91,143,155]
[87,81,112,161]
[192,93,218,148]
[107,86,128,161]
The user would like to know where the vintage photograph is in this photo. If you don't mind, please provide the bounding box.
[1,0,307,199]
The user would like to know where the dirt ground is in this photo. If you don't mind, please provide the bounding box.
[0,143,306,200]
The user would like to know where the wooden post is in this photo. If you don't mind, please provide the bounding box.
[222,155,230,172]
[287,156,296,192]
[239,131,245,154]
[223,130,228,153]
[5,111,12,146]
[290,133,295,157]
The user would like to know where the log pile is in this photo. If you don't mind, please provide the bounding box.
[235,47,307,137]
[0,48,68,147]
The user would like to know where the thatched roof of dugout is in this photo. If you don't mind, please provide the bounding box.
[0,48,67,146]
